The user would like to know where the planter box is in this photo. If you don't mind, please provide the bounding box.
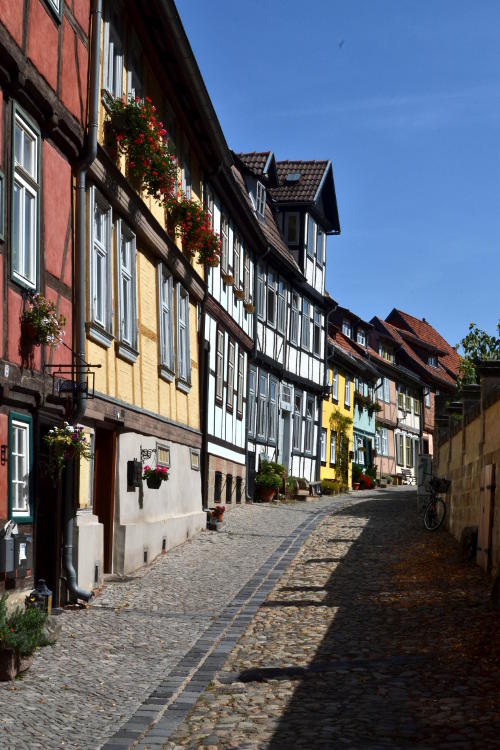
[221,273,234,286]
[243,302,256,314]
[0,650,33,681]
[233,288,245,300]
[208,520,224,531]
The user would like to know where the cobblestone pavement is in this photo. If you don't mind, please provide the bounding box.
[160,490,500,750]
[0,494,360,750]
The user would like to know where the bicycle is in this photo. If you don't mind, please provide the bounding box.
[423,477,451,531]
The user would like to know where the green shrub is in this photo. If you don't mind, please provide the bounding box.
[260,460,286,477]
[255,472,282,490]
[286,476,299,494]
[352,463,363,484]
[365,465,377,482]
[321,479,341,495]
[0,595,49,657]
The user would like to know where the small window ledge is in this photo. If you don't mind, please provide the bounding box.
[86,322,114,349]
[159,365,175,384]
[176,378,191,395]
[115,341,138,364]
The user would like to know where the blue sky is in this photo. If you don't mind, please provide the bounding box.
[176,0,500,349]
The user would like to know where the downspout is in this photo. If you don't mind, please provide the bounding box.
[316,301,337,483]
[199,288,209,510]
[64,0,102,603]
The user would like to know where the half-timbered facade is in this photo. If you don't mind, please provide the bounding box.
[0,0,90,600]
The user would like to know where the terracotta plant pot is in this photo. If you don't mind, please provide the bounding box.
[352,482,360,491]
[0,649,33,681]
[258,487,276,503]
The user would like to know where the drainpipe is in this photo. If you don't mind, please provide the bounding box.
[63,0,102,603]
[199,288,209,509]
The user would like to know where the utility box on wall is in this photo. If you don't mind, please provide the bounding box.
[0,538,14,573]
[13,534,32,578]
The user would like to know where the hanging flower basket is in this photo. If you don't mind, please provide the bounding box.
[143,465,169,489]
[43,423,92,483]
[168,194,221,267]
[22,293,66,346]
[106,94,177,205]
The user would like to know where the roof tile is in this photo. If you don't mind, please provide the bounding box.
[271,160,329,203]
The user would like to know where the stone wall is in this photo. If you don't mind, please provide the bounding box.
[436,367,500,575]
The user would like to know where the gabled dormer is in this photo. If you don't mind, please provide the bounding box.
[235,151,278,223]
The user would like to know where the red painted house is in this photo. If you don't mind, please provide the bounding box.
[0,0,90,601]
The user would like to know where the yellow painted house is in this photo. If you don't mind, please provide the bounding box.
[73,0,229,587]
[321,334,356,489]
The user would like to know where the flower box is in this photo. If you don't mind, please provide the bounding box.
[243,302,256,314]
[233,288,245,300]
[221,273,234,286]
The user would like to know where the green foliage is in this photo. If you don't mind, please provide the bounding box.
[321,479,341,495]
[286,476,299,494]
[0,595,49,657]
[352,463,363,484]
[365,465,377,482]
[260,461,286,477]
[255,460,285,492]
[456,321,500,385]
[329,408,352,485]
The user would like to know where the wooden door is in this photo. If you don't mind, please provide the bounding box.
[477,464,495,572]
[93,428,116,574]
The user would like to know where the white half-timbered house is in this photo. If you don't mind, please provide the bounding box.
[233,153,340,492]
[202,172,256,508]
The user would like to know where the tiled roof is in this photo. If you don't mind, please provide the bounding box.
[271,160,330,202]
[374,317,456,388]
[329,330,376,377]
[236,152,271,178]
[230,163,301,274]
[387,309,460,376]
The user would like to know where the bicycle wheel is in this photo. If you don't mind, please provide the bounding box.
[423,498,446,531]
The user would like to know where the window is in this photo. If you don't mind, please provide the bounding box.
[176,284,190,386]
[256,181,266,217]
[157,445,171,468]
[126,34,143,100]
[320,429,326,462]
[103,6,123,97]
[203,184,214,228]
[414,397,421,416]
[405,435,413,468]
[257,373,268,440]
[293,392,302,450]
[237,352,244,418]
[233,234,241,289]
[379,344,394,363]
[89,187,112,336]
[330,431,337,465]
[215,329,224,402]
[44,0,62,20]
[248,367,256,436]
[158,265,174,376]
[243,252,251,303]
[290,292,300,344]
[397,388,405,410]
[227,340,235,411]
[376,427,388,456]
[342,319,352,338]
[307,215,316,258]
[181,142,191,200]
[396,433,404,466]
[214,471,222,503]
[428,355,437,367]
[285,212,299,244]
[269,378,278,444]
[267,270,277,327]
[301,299,311,349]
[424,387,431,408]
[405,393,412,412]
[9,413,32,520]
[277,280,286,334]
[190,449,200,471]
[345,377,351,407]
[316,226,325,263]
[357,328,366,346]
[257,265,265,320]
[220,214,229,274]
[225,475,233,504]
[355,436,364,465]
[383,377,390,403]
[313,309,321,356]
[117,220,137,350]
[305,397,314,454]
[331,368,338,401]
[12,109,40,289]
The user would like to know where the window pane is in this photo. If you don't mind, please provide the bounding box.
[23,130,35,177]
[14,124,22,166]
[24,190,34,279]
[13,183,20,270]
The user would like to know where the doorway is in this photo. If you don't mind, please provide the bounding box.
[92,428,116,574]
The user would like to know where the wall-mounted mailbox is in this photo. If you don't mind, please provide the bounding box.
[14,534,32,578]
[127,459,142,489]
[0,538,14,573]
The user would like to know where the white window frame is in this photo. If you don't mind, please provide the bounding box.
[227,340,235,411]
[181,143,192,200]
[342,319,352,338]
[248,367,257,437]
[428,355,437,367]
[102,6,123,98]
[304,396,314,454]
[220,214,229,274]
[292,391,302,451]
[257,373,268,441]
[244,251,252,303]
[89,186,113,337]
[10,417,31,519]
[316,226,325,264]
[233,234,241,289]
[158,264,174,377]
[268,377,278,444]
[12,108,40,289]
[345,377,351,408]
[332,367,338,401]
[357,328,366,346]
[301,299,311,350]
[257,265,265,320]
[330,430,337,465]
[424,387,431,408]
[176,284,191,387]
[320,429,326,462]
[237,351,244,418]
[306,215,316,258]
[277,280,286,334]
[383,377,390,403]
[313,308,321,356]
[126,33,143,100]
[215,329,224,403]
[267,270,277,327]
[290,292,300,344]
[255,181,266,218]
[116,219,137,351]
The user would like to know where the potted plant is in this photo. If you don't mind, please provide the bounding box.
[106,94,177,205]
[168,194,221,266]
[352,463,363,491]
[143,464,169,489]
[22,293,66,346]
[208,504,225,530]
[254,460,285,502]
[0,594,50,680]
[44,423,92,482]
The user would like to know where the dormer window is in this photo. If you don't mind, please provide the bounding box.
[342,319,352,338]
[379,343,394,363]
[356,328,366,346]
[428,355,437,367]
[255,181,266,218]
[285,213,299,245]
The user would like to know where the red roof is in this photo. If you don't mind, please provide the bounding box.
[272,160,330,202]
[236,152,272,178]
[386,309,460,377]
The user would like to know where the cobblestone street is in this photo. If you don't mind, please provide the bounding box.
[2,489,499,750]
